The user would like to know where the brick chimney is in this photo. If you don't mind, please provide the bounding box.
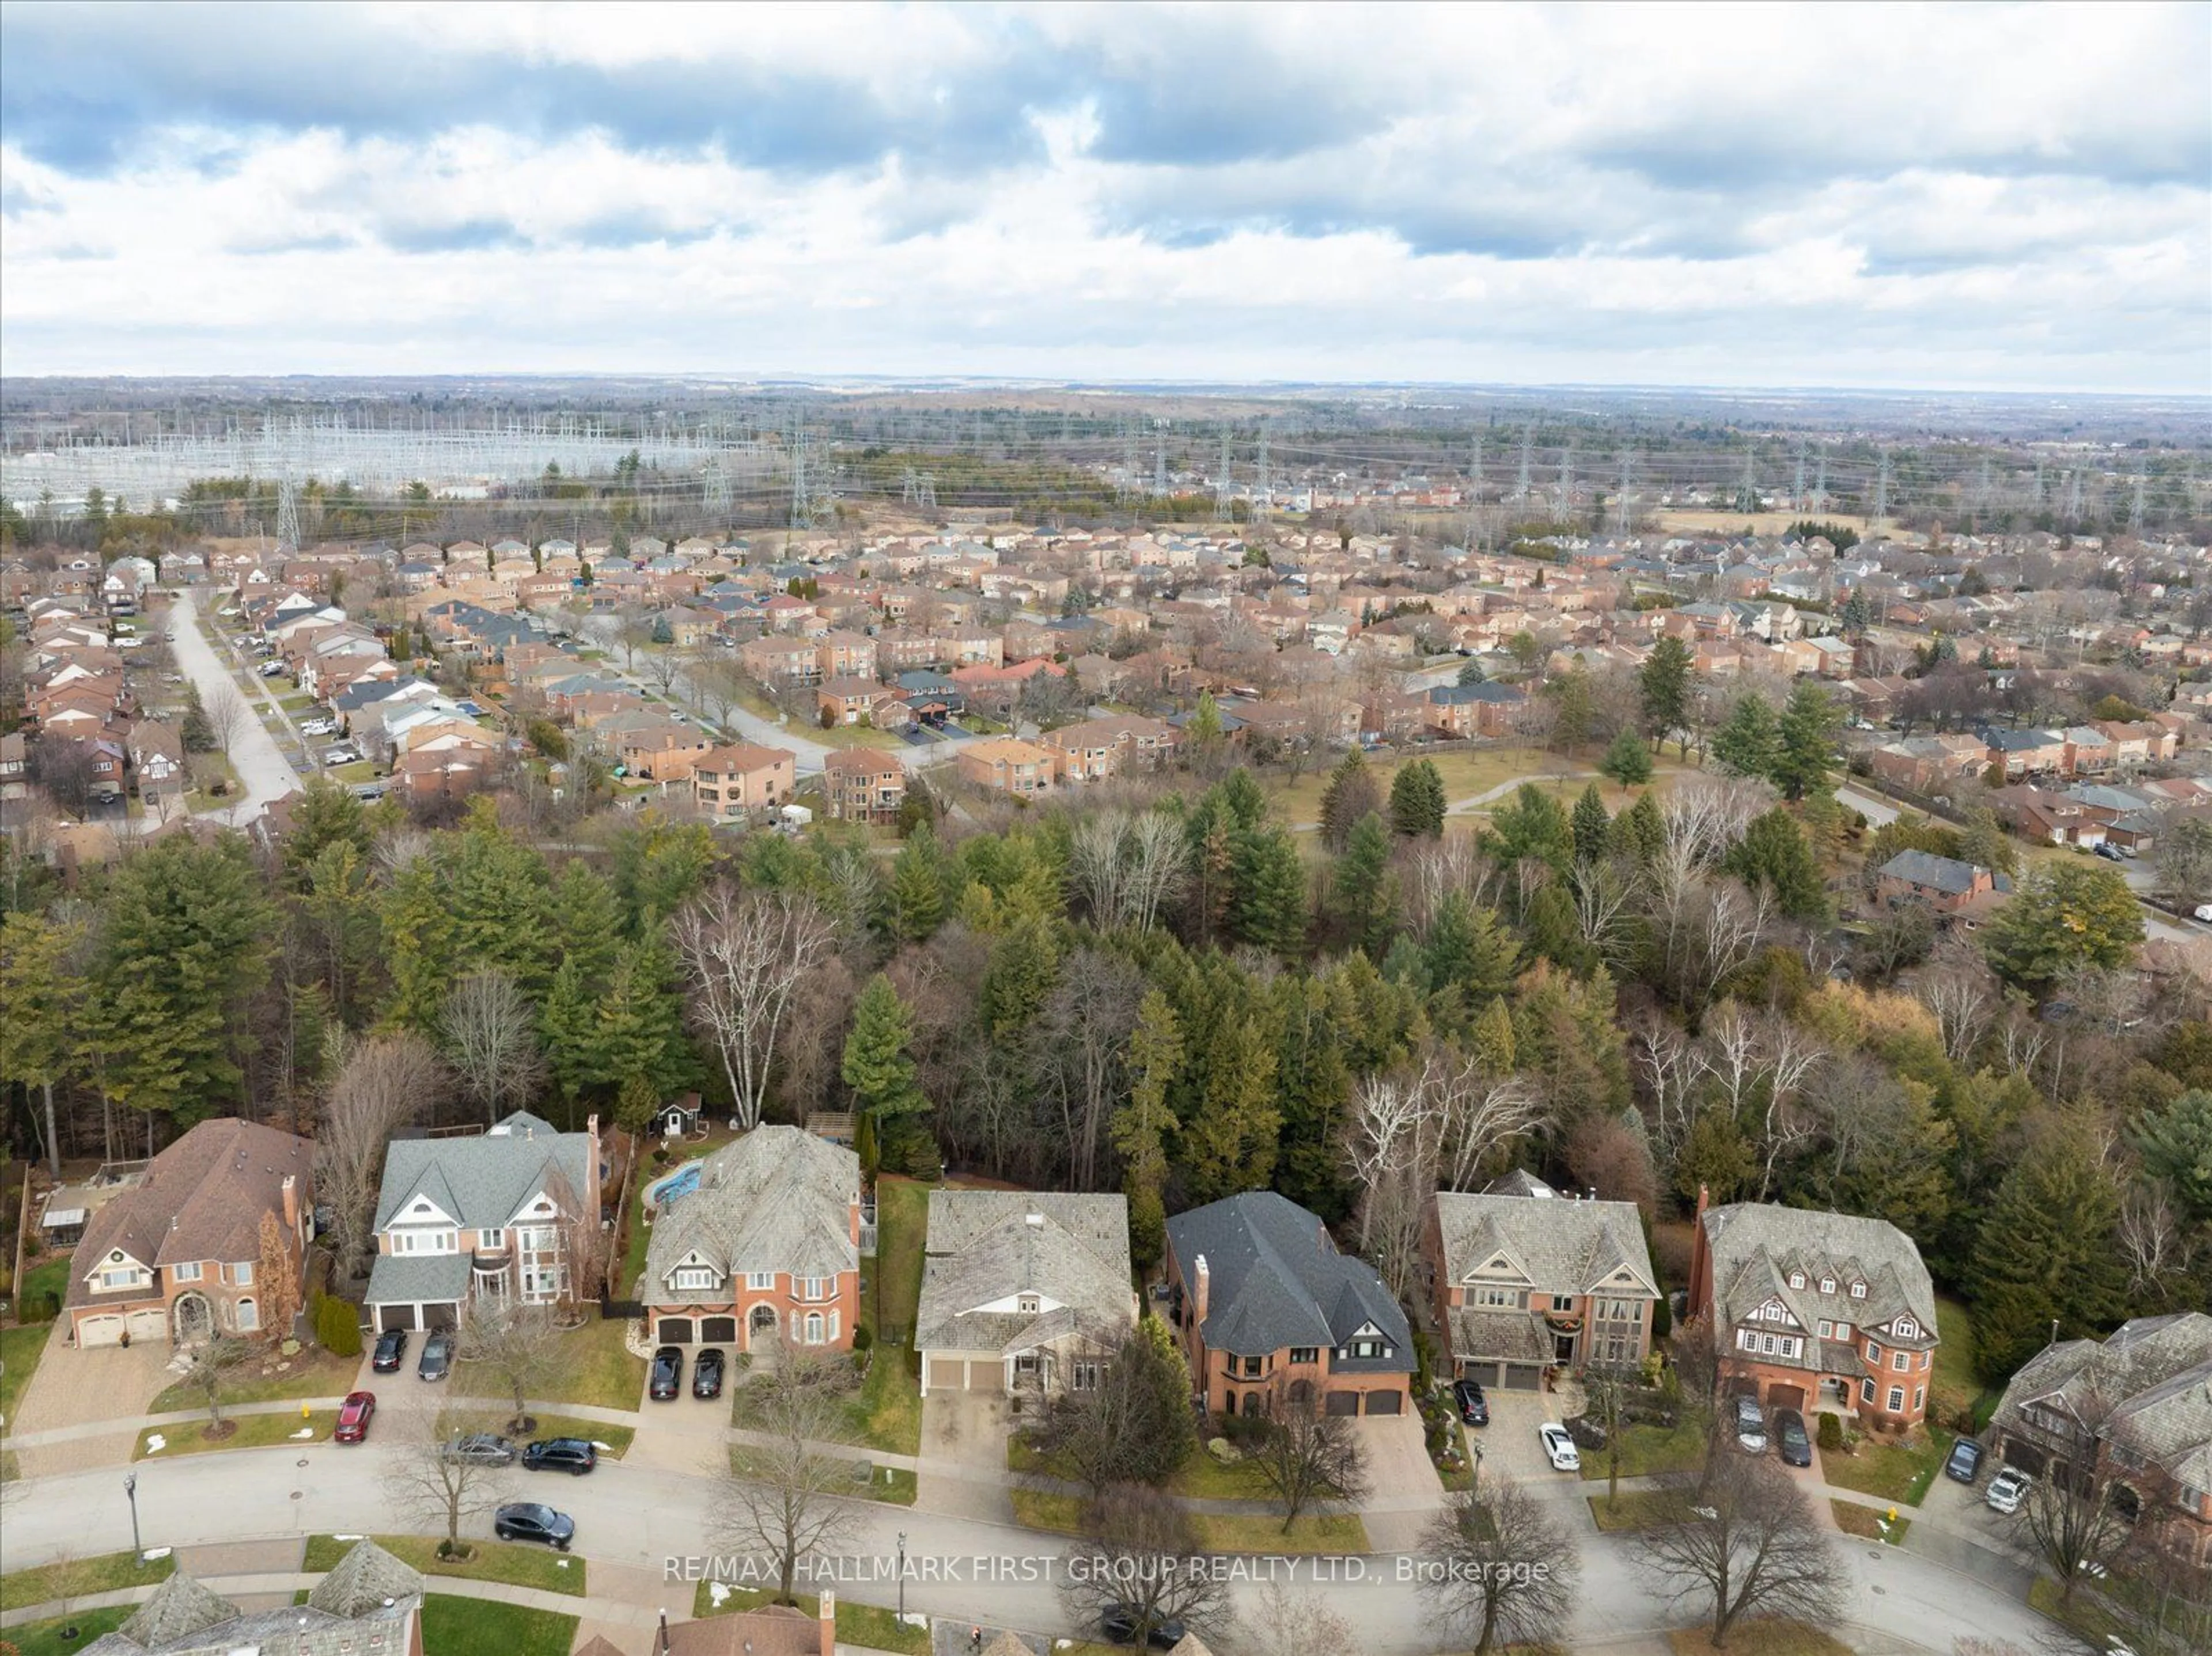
[1192,1254,1210,1330]
[281,1174,299,1233]
[819,1589,836,1656]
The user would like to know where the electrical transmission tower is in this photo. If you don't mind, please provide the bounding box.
[1467,434,1483,503]
[1812,449,1829,516]
[2032,460,2046,510]
[1739,447,1759,514]
[2065,469,2084,525]
[1214,429,1234,522]
[1793,445,1808,511]
[1873,449,1892,524]
[276,473,301,550]
[1119,420,1138,499]
[1514,425,1533,501]
[1555,444,1575,521]
[1256,421,1273,522]
[1615,452,1635,536]
[702,454,732,519]
[789,424,812,529]
[1153,419,1169,497]
[2130,472,2147,537]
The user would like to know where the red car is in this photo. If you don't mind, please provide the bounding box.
[334,1390,377,1443]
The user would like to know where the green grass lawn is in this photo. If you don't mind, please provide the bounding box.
[1581,1419,1707,1481]
[1830,1499,1910,1544]
[450,1316,645,1414]
[1,1551,175,1612]
[1666,1623,1855,1656]
[135,1409,337,1460]
[5,1606,135,1654]
[419,1594,578,1656]
[1819,1425,1953,1506]
[324,759,378,785]
[865,1176,930,1340]
[2,1321,54,1421]
[1009,1487,1367,1555]
[730,1444,916,1505]
[2026,1575,2123,1647]
[1587,1490,1678,1532]
[690,1578,929,1655]
[1931,1295,2001,1431]
[18,1255,68,1314]
[302,1534,585,1595]
[149,1344,359,1413]
[728,1347,920,1458]
[1269,745,1660,830]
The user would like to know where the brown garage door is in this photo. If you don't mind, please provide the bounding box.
[657,1317,694,1344]
[926,1358,966,1392]
[1364,1389,1403,1415]
[967,1360,1004,1393]
[426,1302,459,1332]
[1767,1384,1806,1411]
[1324,1390,1361,1416]
[378,1303,416,1333]
[700,1317,737,1346]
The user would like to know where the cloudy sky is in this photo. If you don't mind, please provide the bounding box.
[2,1,2207,391]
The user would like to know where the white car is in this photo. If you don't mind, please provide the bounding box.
[1538,1423,1581,1472]
[322,748,361,767]
[2195,903,2212,923]
[1986,1466,2031,1515]
[300,719,336,736]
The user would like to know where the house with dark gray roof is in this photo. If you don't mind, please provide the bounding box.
[916,1192,1135,1398]
[83,1538,421,1656]
[363,1109,600,1334]
[1164,1190,1412,1420]
[642,1125,860,1353]
[1989,1312,2212,1566]
[1874,848,2001,914]
[1686,1190,1940,1435]
[1427,1175,1660,1390]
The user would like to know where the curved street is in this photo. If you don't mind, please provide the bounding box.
[163,588,303,825]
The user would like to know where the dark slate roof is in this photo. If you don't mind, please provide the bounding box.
[370,1109,591,1233]
[1876,849,1984,896]
[1979,726,2062,752]
[1429,681,1525,706]
[1166,1191,1411,1367]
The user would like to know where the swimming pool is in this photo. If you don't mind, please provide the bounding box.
[645,1162,703,1208]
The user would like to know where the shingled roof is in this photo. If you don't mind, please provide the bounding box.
[1700,1202,1938,1374]
[1994,1312,2212,1494]
[916,1193,1135,1358]
[1166,1191,1410,1369]
[370,1110,590,1233]
[646,1125,857,1301]
[1434,1180,1659,1365]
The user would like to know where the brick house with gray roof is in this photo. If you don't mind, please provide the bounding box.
[1165,1190,1412,1419]
[83,1538,422,1656]
[1988,1312,2212,1566]
[642,1125,861,1354]
[916,1191,1136,1399]
[1427,1174,1660,1390]
[1686,1191,1940,1435]
[363,1110,600,1334]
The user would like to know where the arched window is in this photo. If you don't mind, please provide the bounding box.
[804,1312,825,1346]
[235,1298,259,1332]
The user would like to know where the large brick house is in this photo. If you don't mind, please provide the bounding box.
[689,743,796,823]
[1873,849,2001,914]
[1427,1174,1660,1390]
[363,1111,601,1334]
[65,1119,313,1349]
[1988,1312,2212,1566]
[1165,1190,1412,1419]
[1685,1192,1940,1434]
[821,747,906,823]
[642,1126,861,1352]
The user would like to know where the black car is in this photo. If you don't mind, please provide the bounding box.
[1774,1407,1812,1468]
[493,1502,575,1551]
[520,1437,597,1475]
[1100,1605,1185,1649]
[1945,1438,1984,1484]
[417,1331,454,1382]
[649,1346,685,1401]
[442,1433,516,1466]
[1452,1378,1490,1427]
[370,1329,408,1373]
[692,1348,726,1400]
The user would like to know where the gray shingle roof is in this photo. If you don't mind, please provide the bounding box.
[915,1194,1135,1357]
[363,1251,472,1307]
[1701,1203,1938,1375]
[1434,1183,1657,1367]
[1994,1312,2212,1492]
[372,1111,591,1233]
[1877,848,1985,896]
[1165,1191,1410,1367]
[645,1126,858,1301]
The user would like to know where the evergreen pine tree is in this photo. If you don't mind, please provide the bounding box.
[1388,758,1448,838]
[888,825,949,942]
[842,973,929,1120]
[1599,729,1653,785]
[1723,808,1829,920]
[1331,811,1394,956]
[1230,825,1308,956]
[1638,635,1695,753]
[1968,1121,2124,1377]
[1774,681,1842,801]
[1710,691,1781,780]
[1571,782,1611,863]
[1318,750,1382,853]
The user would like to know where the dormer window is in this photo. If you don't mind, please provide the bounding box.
[1820,1277,1835,1294]
[1017,1294,1041,1314]
[1849,1281,1866,1299]
[1895,1317,1918,1338]
[1788,1272,1805,1290]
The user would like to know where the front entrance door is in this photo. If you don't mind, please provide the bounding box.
[173,1294,213,1346]
[1553,1331,1576,1363]
[748,1305,778,1350]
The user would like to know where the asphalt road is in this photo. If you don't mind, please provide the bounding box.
[165,590,302,824]
[5,1444,2066,1654]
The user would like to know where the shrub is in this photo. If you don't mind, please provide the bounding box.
[316,1294,364,1358]
[1817,1412,1844,1453]
[851,1324,874,1353]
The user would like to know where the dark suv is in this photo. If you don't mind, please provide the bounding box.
[521,1437,597,1475]
[370,1328,408,1373]
[693,1348,727,1400]
[649,1346,684,1401]
[1452,1378,1490,1427]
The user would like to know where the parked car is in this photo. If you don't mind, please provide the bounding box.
[443,1433,516,1466]
[1538,1422,1581,1472]
[1732,1395,1769,1454]
[371,1328,408,1373]
[300,719,336,736]
[1945,1438,1984,1484]
[649,1346,685,1401]
[493,1502,575,1551]
[2194,903,2212,923]
[692,1348,727,1401]
[1099,1604,1185,1649]
[417,1331,454,1382]
[322,747,361,767]
[521,1438,597,1475]
[1451,1378,1490,1427]
[1774,1407,1812,1467]
[334,1390,377,1443]
[1986,1466,2031,1515]
[2094,842,2126,862]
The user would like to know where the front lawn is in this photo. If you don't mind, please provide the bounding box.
[516,1413,635,1458]
[418,1594,578,1656]
[450,1315,645,1414]
[1666,1623,1855,1656]
[865,1176,930,1340]
[690,1577,930,1654]
[729,1445,916,1505]
[728,1348,920,1458]
[18,1255,69,1315]
[1587,1490,1677,1532]
[5,1606,135,1654]
[1830,1499,1910,1544]
[1,1550,175,1612]
[1580,1419,1707,1481]
[137,1410,336,1459]
[1008,1488,1368,1555]
[149,1344,359,1413]
[1819,1426,1952,1506]
[303,1533,585,1595]
[2,1321,54,1420]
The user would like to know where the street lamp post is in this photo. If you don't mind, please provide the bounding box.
[1471,1442,1484,1491]
[123,1473,142,1560]
[896,1529,907,1621]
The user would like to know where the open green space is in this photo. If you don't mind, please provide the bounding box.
[1830,1499,1910,1544]
[2,1321,54,1421]
[1580,1419,1707,1481]
[18,1256,68,1314]
[729,1444,916,1505]
[149,1344,358,1412]
[450,1316,645,1415]
[688,1577,929,1654]
[1930,1295,2001,1431]
[135,1409,337,1460]
[1819,1425,1952,1507]
[419,1594,578,1656]
[5,1606,135,1654]
[1009,1487,1368,1554]
[1,1551,175,1613]
[1587,1490,1678,1531]
[304,1533,585,1595]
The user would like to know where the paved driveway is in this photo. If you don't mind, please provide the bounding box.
[1468,1385,1581,1491]
[918,1391,1014,1521]
[627,1346,732,1476]
[7,1322,177,1473]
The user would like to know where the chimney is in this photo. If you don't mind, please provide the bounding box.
[587,1112,599,1143]
[282,1174,300,1233]
[819,1589,836,1656]
[1193,1254,1210,1329]
[657,1608,671,1655]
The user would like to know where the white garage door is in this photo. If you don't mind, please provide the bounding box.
[127,1307,168,1340]
[79,1314,124,1347]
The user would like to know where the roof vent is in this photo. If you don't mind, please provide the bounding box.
[1025,1212,1044,1228]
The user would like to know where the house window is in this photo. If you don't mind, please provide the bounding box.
[1788,1272,1804,1289]
[235,1261,253,1287]
[1289,1347,1319,1365]
[1351,1340,1387,1360]
[1866,1342,1883,1365]
[801,1276,831,1302]
[1243,1355,1264,1378]
[1861,1378,1877,1405]
[173,1263,203,1283]
[1073,1361,1103,1392]
[1887,1386,1906,1414]
[1817,1320,1832,1339]
[479,1229,503,1250]
[1893,1352,1908,1371]
[236,1298,259,1332]
[1895,1317,1918,1338]
[1820,1276,1836,1293]
[1913,1386,1925,1411]
[1850,1281,1866,1298]
[1832,1323,1850,1341]
[674,1267,717,1291]
[1475,1286,1518,1309]
[97,1267,145,1291]
[1552,1294,1574,1312]
[804,1312,825,1346]
[747,1271,775,1291]
[1017,1294,1041,1314]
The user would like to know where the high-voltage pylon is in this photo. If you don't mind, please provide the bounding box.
[789,424,812,529]
[1615,452,1635,536]
[1555,444,1575,521]
[276,473,301,550]
[1467,434,1483,503]
[2130,473,2147,537]
[1153,419,1169,497]
[2065,470,2084,525]
[1256,421,1273,522]
[1976,458,1994,515]
[1812,450,1829,517]
[2032,460,2046,510]
[1119,420,1138,499]
[702,454,732,518]
[1738,446,1759,514]
[1214,429,1234,521]
[1793,445,1808,511]
[1514,425,1534,501]
[1873,449,1892,524]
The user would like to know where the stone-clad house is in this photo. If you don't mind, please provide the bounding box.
[1988,1312,2212,1566]
[1685,1192,1940,1434]
[916,1192,1136,1398]
[1427,1174,1660,1389]
[83,1538,423,1656]
[363,1111,601,1334]
[66,1118,313,1350]
[642,1126,862,1352]
[1165,1190,1412,1419]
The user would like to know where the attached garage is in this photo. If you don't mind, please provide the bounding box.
[78,1313,125,1348]
[1363,1390,1403,1415]
[966,1359,1004,1393]
[926,1358,965,1393]
[127,1306,168,1342]
[423,1302,459,1332]
[1324,1390,1361,1416]
[1766,1383,1807,1411]
[378,1303,418,1333]
[699,1317,737,1346]
[1501,1362,1543,1391]
[656,1316,694,1344]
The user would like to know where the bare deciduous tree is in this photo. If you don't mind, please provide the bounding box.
[1913,936,1999,1065]
[1251,1382,1370,1530]
[441,968,546,1127]
[382,1407,515,1558]
[714,1340,861,1605]
[2012,1410,2130,1606]
[1630,1452,1845,1647]
[672,886,833,1131]
[458,1297,559,1433]
[1069,812,1189,933]
[204,684,254,757]
[1029,948,1144,1191]
[1059,1484,1231,1647]
[1240,1581,1358,1656]
[317,1030,445,1281]
[184,1335,248,1431]
[1418,1476,1582,1655]
[2117,1178,2195,1297]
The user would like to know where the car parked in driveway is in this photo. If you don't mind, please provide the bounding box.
[1774,1407,1811,1467]
[1732,1394,1769,1454]
[334,1390,377,1443]
[521,1437,597,1475]
[371,1328,408,1373]
[443,1433,516,1466]
[1538,1422,1581,1472]
[417,1331,453,1382]
[493,1502,575,1551]
[1945,1438,1984,1484]
[1452,1378,1490,1426]
[1987,1466,2031,1514]
[1099,1604,1185,1649]
[322,747,361,767]
[692,1348,726,1400]
[649,1346,684,1401]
